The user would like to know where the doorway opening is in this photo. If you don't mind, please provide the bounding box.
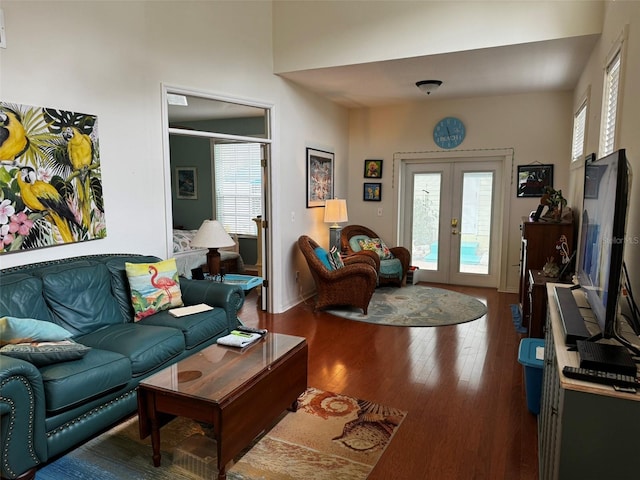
[161,86,272,310]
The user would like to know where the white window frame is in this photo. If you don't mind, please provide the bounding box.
[571,99,587,162]
[599,26,628,157]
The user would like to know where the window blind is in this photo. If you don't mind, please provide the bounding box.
[601,51,621,156]
[213,143,262,236]
[571,101,587,162]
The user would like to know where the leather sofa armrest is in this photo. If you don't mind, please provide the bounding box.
[0,356,48,479]
[178,279,245,331]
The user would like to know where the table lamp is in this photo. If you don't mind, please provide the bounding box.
[324,198,348,251]
[191,220,235,277]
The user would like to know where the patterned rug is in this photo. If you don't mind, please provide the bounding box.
[36,388,406,480]
[327,284,487,327]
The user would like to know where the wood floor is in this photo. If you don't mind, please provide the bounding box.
[238,284,539,480]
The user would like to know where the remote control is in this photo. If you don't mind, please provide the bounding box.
[562,366,639,389]
[236,325,267,335]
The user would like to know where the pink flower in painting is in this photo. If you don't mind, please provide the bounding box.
[0,224,14,247]
[0,199,15,224]
[9,211,34,236]
[38,168,53,183]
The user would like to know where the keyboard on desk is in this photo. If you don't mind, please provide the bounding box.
[562,366,639,391]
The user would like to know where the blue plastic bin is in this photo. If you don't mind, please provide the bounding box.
[518,338,545,415]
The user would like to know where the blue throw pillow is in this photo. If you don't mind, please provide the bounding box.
[0,316,73,345]
[0,339,90,366]
[313,246,333,270]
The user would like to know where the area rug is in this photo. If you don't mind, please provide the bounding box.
[36,387,406,480]
[327,284,487,327]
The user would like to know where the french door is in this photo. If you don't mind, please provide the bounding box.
[402,158,503,287]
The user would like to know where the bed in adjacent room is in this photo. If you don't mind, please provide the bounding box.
[172,229,245,278]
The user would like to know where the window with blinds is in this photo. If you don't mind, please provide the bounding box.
[571,101,587,162]
[213,142,262,236]
[600,50,621,157]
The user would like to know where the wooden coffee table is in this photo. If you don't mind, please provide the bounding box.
[137,332,308,480]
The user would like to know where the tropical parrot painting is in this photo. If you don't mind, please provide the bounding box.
[0,101,106,253]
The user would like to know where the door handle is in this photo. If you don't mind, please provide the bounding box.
[451,218,458,227]
[451,229,458,235]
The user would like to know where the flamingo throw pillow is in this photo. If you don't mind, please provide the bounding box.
[125,258,183,321]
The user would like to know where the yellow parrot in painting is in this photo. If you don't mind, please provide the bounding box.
[0,109,29,162]
[16,166,78,243]
[63,127,93,229]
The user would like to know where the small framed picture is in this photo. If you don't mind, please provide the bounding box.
[306,147,334,208]
[176,167,198,200]
[517,164,553,197]
[363,182,382,201]
[364,159,383,178]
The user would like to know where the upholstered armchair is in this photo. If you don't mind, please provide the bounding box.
[340,225,411,287]
[297,235,377,314]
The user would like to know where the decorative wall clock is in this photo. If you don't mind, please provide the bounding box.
[433,117,466,149]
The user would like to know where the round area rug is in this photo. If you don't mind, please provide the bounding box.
[326,285,487,327]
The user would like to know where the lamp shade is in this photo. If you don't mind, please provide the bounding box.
[324,199,348,226]
[191,220,235,249]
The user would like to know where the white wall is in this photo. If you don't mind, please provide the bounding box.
[0,0,349,313]
[348,92,573,292]
[273,0,603,72]
[569,1,640,311]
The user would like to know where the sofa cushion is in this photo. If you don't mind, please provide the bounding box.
[39,263,126,335]
[141,308,228,350]
[0,339,91,366]
[0,316,73,344]
[125,258,184,321]
[76,323,185,377]
[0,273,51,322]
[39,348,132,413]
[104,255,163,322]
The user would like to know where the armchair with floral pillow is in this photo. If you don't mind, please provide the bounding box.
[340,225,411,286]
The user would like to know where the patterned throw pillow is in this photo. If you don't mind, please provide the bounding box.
[327,246,344,269]
[125,258,183,321]
[357,237,394,260]
[172,229,199,253]
[0,339,90,366]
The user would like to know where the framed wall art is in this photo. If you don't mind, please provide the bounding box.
[363,182,382,201]
[306,147,334,208]
[176,167,198,200]
[517,164,553,197]
[364,159,383,178]
[0,101,106,254]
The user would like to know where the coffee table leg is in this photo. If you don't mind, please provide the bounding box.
[218,465,227,480]
[150,417,162,467]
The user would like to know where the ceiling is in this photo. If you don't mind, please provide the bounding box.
[279,35,600,109]
[168,34,600,122]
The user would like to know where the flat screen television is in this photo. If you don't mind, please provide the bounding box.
[577,149,631,339]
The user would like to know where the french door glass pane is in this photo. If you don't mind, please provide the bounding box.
[412,173,441,271]
[459,172,493,274]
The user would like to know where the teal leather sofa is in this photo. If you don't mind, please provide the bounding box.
[0,254,245,480]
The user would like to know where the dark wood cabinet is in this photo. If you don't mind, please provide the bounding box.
[519,217,574,332]
[528,269,571,338]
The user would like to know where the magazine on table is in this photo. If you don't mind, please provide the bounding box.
[216,330,263,348]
